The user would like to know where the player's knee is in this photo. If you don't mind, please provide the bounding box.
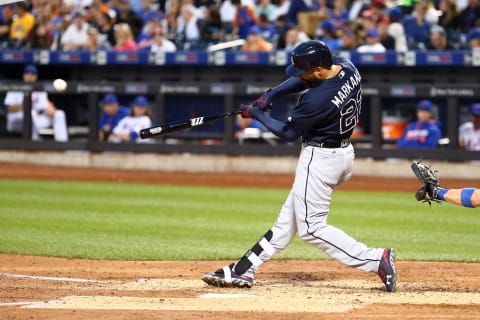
[54,109,66,120]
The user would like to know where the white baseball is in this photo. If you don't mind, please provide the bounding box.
[53,78,67,92]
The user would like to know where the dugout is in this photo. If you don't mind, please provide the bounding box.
[0,50,479,162]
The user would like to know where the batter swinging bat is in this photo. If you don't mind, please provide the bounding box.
[140,110,242,139]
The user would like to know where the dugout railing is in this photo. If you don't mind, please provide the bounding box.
[0,50,479,161]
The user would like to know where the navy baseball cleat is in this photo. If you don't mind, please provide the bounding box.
[378,248,397,292]
[202,264,253,288]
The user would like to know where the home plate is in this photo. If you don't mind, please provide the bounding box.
[199,293,257,299]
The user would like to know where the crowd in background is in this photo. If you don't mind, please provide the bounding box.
[0,0,478,53]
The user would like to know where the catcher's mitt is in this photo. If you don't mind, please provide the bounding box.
[411,160,441,205]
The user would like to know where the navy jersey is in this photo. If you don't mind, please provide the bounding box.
[288,56,362,142]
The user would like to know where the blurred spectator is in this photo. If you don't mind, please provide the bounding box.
[357,9,377,34]
[402,0,432,50]
[199,6,224,46]
[9,2,35,48]
[71,0,94,12]
[283,26,302,50]
[136,18,159,48]
[27,21,54,49]
[428,25,454,49]
[328,0,349,30]
[318,19,342,52]
[128,0,144,13]
[467,27,480,48]
[257,13,276,41]
[150,22,177,52]
[396,100,442,149]
[340,27,361,50]
[270,0,290,22]
[423,0,441,25]
[379,26,395,50]
[109,95,153,143]
[232,0,257,40]
[357,28,386,52]
[3,65,68,142]
[459,102,480,150]
[286,0,323,29]
[96,10,117,47]
[60,11,90,50]
[240,25,273,50]
[219,0,237,31]
[272,13,288,48]
[369,0,390,28]
[256,0,275,21]
[87,26,113,50]
[456,0,480,33]
[114,22,138,51]
[98,93,129,141]
[49,0,75,48]
[116,0,144,39]
[136,0,161,27]
[388,7,407,52]
[175,3,201,49]
[438,0,462,32]
[0,5,14,48]
[50,13,72,50]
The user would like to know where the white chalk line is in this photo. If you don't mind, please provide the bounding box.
[199,293,257,299]
[0,272,115,283]
[0,301,44,307]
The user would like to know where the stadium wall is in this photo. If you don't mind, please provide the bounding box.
[0,150,478,179]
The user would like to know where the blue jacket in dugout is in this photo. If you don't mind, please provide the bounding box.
[396,100,442,148]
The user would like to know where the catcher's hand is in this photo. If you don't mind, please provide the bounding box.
[411,160,441,206]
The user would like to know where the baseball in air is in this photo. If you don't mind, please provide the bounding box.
[53,79,67,92]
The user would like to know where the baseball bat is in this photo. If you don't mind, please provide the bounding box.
[140,110,242,139]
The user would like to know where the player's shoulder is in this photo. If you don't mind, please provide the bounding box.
[459,121,474,131]
[333,56,357,71]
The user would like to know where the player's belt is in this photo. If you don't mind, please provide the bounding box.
[302,138,351,148]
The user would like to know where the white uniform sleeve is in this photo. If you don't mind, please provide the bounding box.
[4,91,24,106]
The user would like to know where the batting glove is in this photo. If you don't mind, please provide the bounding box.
[239,104,254,118]
[251,90,273,112]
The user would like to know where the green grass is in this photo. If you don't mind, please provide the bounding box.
[0,179,478,262]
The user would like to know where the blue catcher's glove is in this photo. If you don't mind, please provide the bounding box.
[251,90,273,112]
[239,104,255,118]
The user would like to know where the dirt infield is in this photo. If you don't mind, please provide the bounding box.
[0,162,479,319]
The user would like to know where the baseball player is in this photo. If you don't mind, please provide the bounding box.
[396,100,442,149]
[98,93,129,141]
[202,40,397,292]
[108,95,153,143]
[412,161,480,208]
[3,65,68,142]
[459,103,480,151]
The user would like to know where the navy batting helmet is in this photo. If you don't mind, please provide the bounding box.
[285,40,333,77]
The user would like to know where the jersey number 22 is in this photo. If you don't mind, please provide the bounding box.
[340,89,362,134]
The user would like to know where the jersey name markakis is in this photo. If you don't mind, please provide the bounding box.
[331,70,361,108]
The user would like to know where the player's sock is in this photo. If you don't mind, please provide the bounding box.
[233,230,275,278]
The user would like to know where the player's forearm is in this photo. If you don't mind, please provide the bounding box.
[252,109,299,141]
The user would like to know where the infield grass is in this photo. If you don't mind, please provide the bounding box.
[0,179,478,262]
